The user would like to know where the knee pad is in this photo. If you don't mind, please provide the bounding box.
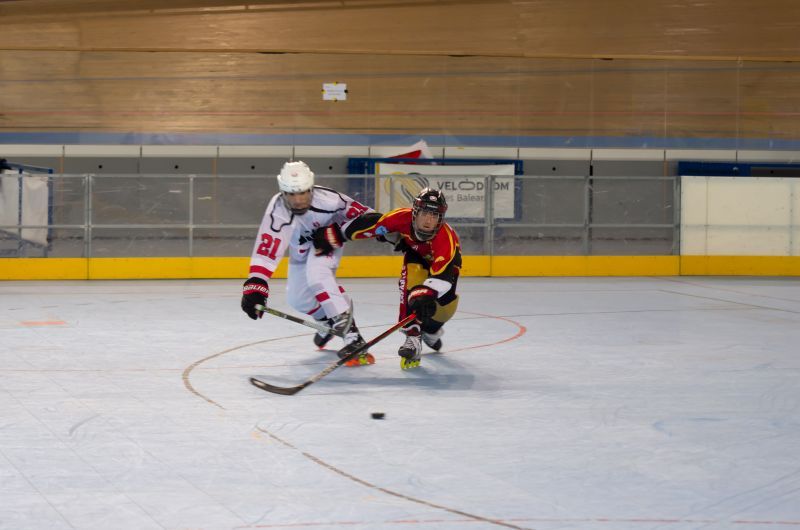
[421,294,459,333]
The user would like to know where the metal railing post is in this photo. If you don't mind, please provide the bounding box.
[673,175,681,255]
[582,174,592,255]
[16,173,23,255]
[188,175,195,257]
[484,174,494,256]
[84,174,93,258]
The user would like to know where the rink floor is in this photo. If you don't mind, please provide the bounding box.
[1,276,799,530]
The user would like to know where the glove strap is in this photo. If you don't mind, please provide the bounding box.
[408,286,436,303]
[243,282,269,296]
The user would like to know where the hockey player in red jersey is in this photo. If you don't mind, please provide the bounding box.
[312,187,461,370]
[240,161,375,366]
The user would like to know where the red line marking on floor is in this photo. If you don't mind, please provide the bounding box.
[20,320,66,326]
[444,311,527,354]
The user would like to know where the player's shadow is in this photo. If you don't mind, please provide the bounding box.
[319,351,503,392]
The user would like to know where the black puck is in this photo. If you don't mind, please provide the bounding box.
[371,412,385,420]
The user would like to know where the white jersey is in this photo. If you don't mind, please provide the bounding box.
[247,185,371,281]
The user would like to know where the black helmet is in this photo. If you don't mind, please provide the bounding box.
[411,188,447,241]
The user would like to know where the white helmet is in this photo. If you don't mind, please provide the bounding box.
[277,161,314,193]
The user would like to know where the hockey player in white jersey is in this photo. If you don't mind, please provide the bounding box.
[240,161,374,366]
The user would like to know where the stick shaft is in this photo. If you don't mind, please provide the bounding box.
[256,305,342,337]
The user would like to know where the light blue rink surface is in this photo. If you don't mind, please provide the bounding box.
[1,277,799,530]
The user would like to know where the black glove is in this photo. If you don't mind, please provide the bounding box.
[241,277,269,320]
[392,238,410,253]
[376,232,409,253]
[407,285,437,319]
[312,223,344,256]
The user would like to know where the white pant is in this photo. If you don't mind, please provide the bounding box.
[286,248,350,321]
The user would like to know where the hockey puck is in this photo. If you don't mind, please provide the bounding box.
[370,412,385,420]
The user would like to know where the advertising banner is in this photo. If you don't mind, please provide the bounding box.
[374,163,516,219]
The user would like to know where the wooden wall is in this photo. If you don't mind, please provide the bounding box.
[1,0,800,142]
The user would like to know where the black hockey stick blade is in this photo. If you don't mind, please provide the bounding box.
[250,376,303,396]
[249,313,417,396]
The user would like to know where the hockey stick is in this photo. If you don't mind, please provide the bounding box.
[255,304,347,338]
[250,313,417,396]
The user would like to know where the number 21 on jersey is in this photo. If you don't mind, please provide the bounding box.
[257,234,282,260]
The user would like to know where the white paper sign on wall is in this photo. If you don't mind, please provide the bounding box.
[322,83,347,101]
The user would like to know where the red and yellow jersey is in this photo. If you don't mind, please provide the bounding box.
[344,208,461,276]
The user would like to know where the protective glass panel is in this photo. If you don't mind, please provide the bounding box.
[90,228,189,257]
